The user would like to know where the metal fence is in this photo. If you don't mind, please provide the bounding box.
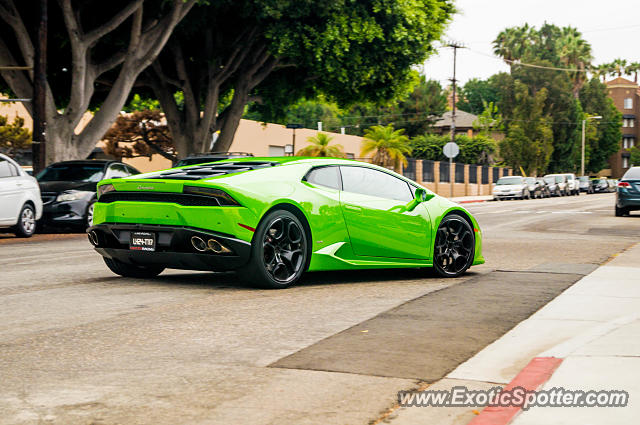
[439,161,450,183]
[455,163,465,183]
[503,167,511,177]
[422,160,434,182]
[481,166,489,184]
[403,158,416,181]
[493,167,500,182]
[469,165,477,184]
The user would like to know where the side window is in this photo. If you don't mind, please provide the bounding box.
[105,164,129,179]
[340,166,413,202]
[8,161,19,176]
[304,166,341,190]
[0,159,12,178]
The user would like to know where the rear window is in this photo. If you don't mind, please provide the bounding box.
[622,167,640,180]
[304,166,341,190]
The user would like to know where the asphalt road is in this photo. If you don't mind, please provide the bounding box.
[0,193,638,425]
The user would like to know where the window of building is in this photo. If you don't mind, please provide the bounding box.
[623,156,629,169]
[623,118,636,128]
[624,98,633,109]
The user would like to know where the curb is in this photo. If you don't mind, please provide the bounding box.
[467,357,563,425]
[456,199,490,204]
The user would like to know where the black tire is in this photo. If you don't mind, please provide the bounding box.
[14,203,37,238]
[103,257,164,278]
[432,214,475,278]
[615,206,629,217]
[85,199,96,228]
[236,209,309,289]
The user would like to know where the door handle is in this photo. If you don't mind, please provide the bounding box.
[344,204,362,212]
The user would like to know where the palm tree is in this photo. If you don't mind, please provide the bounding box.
[590,63,611,83]
[360,125,411,170]
[556,27,592,97]
[610,58,628,78]
[296,133,345,157]
[625,61,640,83]
[493,24,532,65]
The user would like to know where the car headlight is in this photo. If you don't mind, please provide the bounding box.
[97,184,116,199]
[56,191,93,202]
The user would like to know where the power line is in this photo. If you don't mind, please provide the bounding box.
[466,48,590,73]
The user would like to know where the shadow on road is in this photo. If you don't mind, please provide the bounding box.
[86,267,479,291]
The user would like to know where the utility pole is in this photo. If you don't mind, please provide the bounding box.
[446,42,464,197]
[32,0,48,174]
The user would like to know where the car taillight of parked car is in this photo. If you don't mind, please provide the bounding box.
[618,182,630,188]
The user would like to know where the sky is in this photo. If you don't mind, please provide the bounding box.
[423,0,640,86]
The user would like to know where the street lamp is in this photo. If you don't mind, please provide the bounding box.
[581,116,602,176]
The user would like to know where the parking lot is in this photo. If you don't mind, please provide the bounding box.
[1,193,638,424]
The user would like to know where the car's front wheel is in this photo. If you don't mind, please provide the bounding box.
[14,203,36,238]
[433,214,475,278]
[103,257,165,278]
[237,209,309,289]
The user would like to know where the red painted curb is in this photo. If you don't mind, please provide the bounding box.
[467,357,563,425]
[457,199,489,204]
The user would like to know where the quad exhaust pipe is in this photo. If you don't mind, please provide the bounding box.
[191,236,231,254]
[88,230,99,247]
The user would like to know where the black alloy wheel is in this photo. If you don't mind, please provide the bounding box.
[433,214,475,277]
[238,209,309,288]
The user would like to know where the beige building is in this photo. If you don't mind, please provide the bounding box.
[1,97,364,173]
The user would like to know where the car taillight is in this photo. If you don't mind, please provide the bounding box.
[183,185,240,206]
[618,182,630,188]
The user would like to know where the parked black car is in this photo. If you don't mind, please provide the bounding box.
[36,160,140,228]
[578,176,594,194]
[615,167,640,216]
[174,152,254,167]
[592,178,611,193]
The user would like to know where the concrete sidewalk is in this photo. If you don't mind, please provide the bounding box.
[388,242,640,425]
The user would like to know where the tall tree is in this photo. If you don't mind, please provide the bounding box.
[499,82,553,175]
[145,0,455,158]
[579,78,622,173]
[457,78,500,115]
[609,58,628,77]
[0,0,196,164]
[555,27,592,97]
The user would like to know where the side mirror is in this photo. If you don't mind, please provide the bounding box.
[406,188,434,211]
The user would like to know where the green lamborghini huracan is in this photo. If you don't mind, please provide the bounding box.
[88,157,484,288]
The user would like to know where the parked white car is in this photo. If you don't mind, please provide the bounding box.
[492,176,531,200]
[0,154,43,237]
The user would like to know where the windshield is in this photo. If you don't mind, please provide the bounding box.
[496,177,523,185]
[36,164,105,182]
[555,176,564,183]
[525,177,536,184]
[544,177,554,184]
[579,176,590,182]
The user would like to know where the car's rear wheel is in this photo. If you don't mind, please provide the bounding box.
[14,203,36,238]
[615,205,629,217]
[237,209,309,289]
[433,214,475,278]
[103,257,165,278]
